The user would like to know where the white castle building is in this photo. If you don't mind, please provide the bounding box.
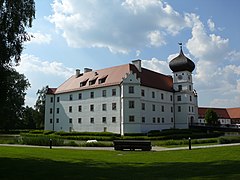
[45,45,198,135]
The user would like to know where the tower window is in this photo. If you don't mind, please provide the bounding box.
[129,116,135,122]
[178,85,182,91]
[129,86,134,93]
[142,117,145,123]
[141,89,145,96]
[152,91,155,98]
[189,85,192,91]
[178,106,181,112]
[152,104,155,111]
[142,103,145,110]
[177,95,181,101]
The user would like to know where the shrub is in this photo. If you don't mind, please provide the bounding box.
[21,135,64,146]
[80,142,113,147]
[218,136,240,144]
[64,140,79,147]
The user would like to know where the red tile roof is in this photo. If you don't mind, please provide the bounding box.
[198,107,230,119]
[53,63,173,94]
[198,107,240,119]
[227,108,240,119]
[46,88,57,94]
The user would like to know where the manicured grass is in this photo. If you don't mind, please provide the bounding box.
[0,146,240,179]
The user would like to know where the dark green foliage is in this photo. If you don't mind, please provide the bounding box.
[21,136,64,146]
[34,86,49,129]
[0,67,30,130]
[0,0,35,130]
[55,131,120,137]
[205,109,219,125]
[218,136,240,144]
[0,0,35,65]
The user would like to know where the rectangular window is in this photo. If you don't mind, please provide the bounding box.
[112,103,117,110]
[112,89,116,96]
[69,94,73,101]
[129,86,134,93]
[142,103,145,110]
[78,118,81,124]
[102,117,106,123]
[152,91,155,98]
[170,95,173,101]
[192,106,194,112]
[178,85,182,91]
[78,93,82,100]
[50,119,53,124]
[102,90,106,97]
[152,104,155,111]
[102,104,107,111]
[171,106,173,113]
[178,106,181,112]
[69,106,72,113]
[90,104,94,111]
[57,97,60,102]
[57,108,59,114]
[90,92,94,98]
[189,106,191,112]
[189,85,192,91]
[162,118,165,123]
[50,108,53,114]
[190,95,192,102]
[153,117,156,123]
[161,93,164,100]
[161,106,164,112]
[90,118,94,123]
[56,118,59,123]
[129,101,135,108]
[142,117,145,123]
[129,116,135,122]
[157,117,160,123]
[69,118,72,123]
[171,117,174,123]
[50,97,53,103]
[141,89,145,96]
[78,105,82,112]
[112,117,116,123]
[177,95,181,101]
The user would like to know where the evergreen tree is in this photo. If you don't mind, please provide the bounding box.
[204,109,219,126]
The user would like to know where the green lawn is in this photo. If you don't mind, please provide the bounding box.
[0,146,240,179]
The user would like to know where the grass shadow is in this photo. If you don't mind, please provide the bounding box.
[0,157,240,179]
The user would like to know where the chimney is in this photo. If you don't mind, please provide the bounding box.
[132,59,141,72]
[75,69,80,78]
[84,68,92,73]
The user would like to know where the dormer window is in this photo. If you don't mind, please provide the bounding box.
[80,79,88,87]
[99,75,108,84]
[89,77,98,85]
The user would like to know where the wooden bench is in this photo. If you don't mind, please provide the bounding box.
[113,140,152,151]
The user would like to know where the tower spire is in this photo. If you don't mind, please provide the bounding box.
[178,42,183,54]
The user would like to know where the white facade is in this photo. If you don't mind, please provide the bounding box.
[45,58,198,135]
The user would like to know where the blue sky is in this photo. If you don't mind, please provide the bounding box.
[16,0,240,108]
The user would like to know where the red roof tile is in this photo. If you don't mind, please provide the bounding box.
[46,88,57,94]
[53,63,173,94]
[198,107,230,119]
[227,108,240,119]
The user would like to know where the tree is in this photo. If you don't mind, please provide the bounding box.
[0,0,35,130]
[0,0,35,65]
[0,67,30,130]
[204,109,219,126]
[21,106,37,129]
[35,86,49,129]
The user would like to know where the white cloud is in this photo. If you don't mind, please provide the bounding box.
[207,19,215,32]
[147,30,166,47]
[27,32,52,44]
[48,0,188,53]
[16,54,74,107]
[136,50,141,57]
[142,58,171,75]
[16,54,73,78]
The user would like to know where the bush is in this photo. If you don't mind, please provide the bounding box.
[218,136,240,144]
[54,131,120,137]
[21,135,64,146]
[80,142,113,147]
[64,140,79,147]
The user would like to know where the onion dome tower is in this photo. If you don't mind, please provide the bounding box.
[169,43,198,129]
[169,43,195,72]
